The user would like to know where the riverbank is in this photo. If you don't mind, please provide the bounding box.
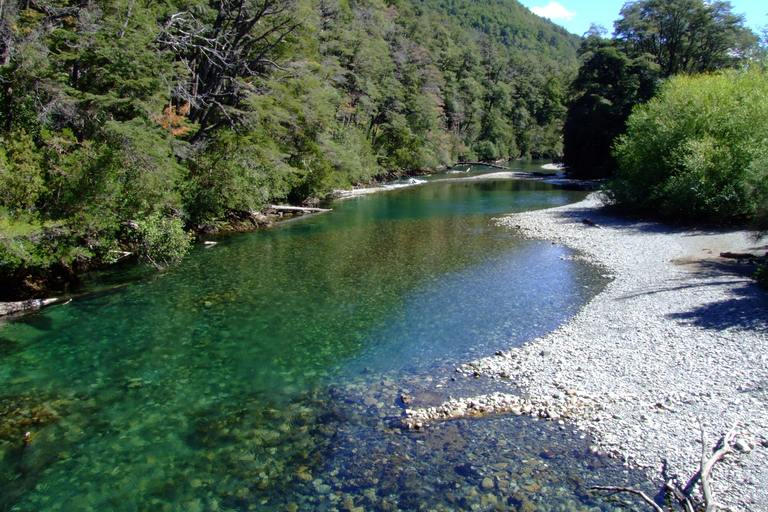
[333,167,593,199]
[404,193,768,510]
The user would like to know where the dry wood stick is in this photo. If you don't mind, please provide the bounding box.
[700,421,738,512]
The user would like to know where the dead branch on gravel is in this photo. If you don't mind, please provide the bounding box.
[591,421,739,512]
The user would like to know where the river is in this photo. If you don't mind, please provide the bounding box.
[0,162,652,511]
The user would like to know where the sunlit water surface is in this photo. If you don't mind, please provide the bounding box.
[0,164,653,511]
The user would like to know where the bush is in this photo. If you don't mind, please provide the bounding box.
[133,213,192,269]
[608,68,768,223]
[472,140,499,161]
[0,130,46,213]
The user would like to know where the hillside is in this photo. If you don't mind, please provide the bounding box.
[410,0,581,67]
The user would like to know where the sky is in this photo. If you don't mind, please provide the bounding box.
[517,0,768,38]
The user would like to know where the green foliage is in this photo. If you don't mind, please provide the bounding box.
[563,0,759,179]
[562,36,660,177]
[608,68,768,222]
[614,0,757,76]
[755,265,768,289]
[0,220,115,279]
[0,130,46,213]
[409,0,581,67]
[0,0,582,295]
[132,213,192,269]
[472,140,499,161]
[184,128,300,223]
[100,119,184,216]
[745,150,768,233]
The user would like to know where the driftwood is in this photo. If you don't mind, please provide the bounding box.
[108,250,133,260]
[582,218,601,228]
[590,486,665,512]
[592,421,739,512]
[0,298,59,317]
[698,422,739,512]
[719,251,766,261]
[268,204,332,213]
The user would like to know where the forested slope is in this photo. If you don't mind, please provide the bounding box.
[0,0,578,297]
[410,0,581,67]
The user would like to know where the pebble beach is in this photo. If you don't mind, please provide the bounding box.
[404,193,768,511]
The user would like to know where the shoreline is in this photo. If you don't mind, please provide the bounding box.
[333,168,594,199]
[404,193,768,510]
[0,167,573,310]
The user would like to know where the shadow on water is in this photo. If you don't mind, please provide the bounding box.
[0,336,19,358]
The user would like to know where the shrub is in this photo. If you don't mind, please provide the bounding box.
[472,140,499,161]
[133,213,191,269]
[0,130,46,213]
[608,68,768,223]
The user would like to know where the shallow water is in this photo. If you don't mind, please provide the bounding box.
[0,163,654,511]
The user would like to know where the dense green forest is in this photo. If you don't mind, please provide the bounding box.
[0,0,580,297]
[3,0,765,298]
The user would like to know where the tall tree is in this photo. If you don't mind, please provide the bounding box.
[614,0,756,76]
[562,33,659,177]
[157,0,301,144]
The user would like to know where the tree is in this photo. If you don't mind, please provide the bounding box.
[0,129,45,213]
[0,0,586,296]
[157,0,301,144]
[608,68,768,223]
[614,0,757,77]
[563,1,758,179]
[562,34,659,177]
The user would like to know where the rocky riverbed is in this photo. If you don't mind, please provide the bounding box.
[402,193,768,511]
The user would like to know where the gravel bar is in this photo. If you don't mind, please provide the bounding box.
[406,193,768,511]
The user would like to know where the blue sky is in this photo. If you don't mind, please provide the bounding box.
[517,0,767,38]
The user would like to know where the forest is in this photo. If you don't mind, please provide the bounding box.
[1,0,766,298]
[0,0,580,297]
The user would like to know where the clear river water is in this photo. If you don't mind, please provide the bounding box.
[0,162,653,511]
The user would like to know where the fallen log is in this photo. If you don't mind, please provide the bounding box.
[719,251,766,261]
[0,298,59,317]
[268,205,332,213]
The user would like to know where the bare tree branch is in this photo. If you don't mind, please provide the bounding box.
[592,421,740,512]
[156,0,301,144]
[700,421,738,512]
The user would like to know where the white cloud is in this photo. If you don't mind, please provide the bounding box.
[531,2,576,21]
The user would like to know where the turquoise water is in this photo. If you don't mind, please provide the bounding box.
[0,165,652,511]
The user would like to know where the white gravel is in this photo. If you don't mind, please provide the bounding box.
[407,193,768,511]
